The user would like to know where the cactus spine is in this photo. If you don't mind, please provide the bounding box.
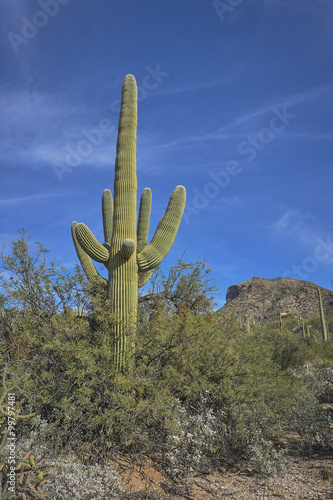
[318,288,328,343]
[71,75,186,370]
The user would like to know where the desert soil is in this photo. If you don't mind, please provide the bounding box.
[113,454,333,500]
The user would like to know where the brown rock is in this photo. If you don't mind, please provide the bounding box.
[219,276,333,321]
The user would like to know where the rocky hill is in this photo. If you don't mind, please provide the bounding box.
[218,276,333,321]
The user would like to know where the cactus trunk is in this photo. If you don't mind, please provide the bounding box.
[108,75,138,370]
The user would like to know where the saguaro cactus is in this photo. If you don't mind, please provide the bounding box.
[318,288,328,343]
[71,75,186,370]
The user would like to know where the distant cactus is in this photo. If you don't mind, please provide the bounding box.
[302,321,310,346]
[313,334,320,345]
[318,288,328,343]
[306,324,310,339]
[245,316,250,334]
[72,75,186,370]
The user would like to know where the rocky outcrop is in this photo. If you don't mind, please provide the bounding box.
[219,276,333,321]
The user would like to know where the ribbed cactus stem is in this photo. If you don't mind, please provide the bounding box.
[318,288,328,343]
[108,75,138,370]
[306,325,310,339]
[137,188,152,253]
[102,189,113,245]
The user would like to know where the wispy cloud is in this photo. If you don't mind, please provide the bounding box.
[279,132,333,140]
[0,89,80,127]
[155,82,333,152]
[0,87,116,171]
[269,209,302,237]
[269,208,327,249]
[155,69,243,96]
[215,83,333,134]
[1,79,331,177]
[0,194,62,207]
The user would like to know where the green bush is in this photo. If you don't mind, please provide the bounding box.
[1,231,332,483]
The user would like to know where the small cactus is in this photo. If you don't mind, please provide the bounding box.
[306,324,310,339]
[302,321,310,346]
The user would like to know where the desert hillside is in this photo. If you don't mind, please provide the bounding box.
[219,276,333,321]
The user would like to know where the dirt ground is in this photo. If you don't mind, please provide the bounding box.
[113,454,333,500]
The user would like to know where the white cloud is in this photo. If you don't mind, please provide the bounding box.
[0,87,119,172]
[269,208,330,250]
[215,83,333,134]
[0,193,61,207]
[269,209,301,237]
[0,89,78,130]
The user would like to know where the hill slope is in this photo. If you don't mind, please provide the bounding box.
[218,276,333,321]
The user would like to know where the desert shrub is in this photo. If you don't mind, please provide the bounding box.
[2,230,333,482]
[288,395,333,453]
[42,456,122,499]
[298,365,333,404]
[1,303,301,474]
[138,257,218,317]
[271,331,304,370]
[0,377,56,499]
[163,394,218,477]
[287,363,333,454]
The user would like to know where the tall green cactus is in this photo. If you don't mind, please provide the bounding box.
[71,75,186,370]
[318,288,328,343]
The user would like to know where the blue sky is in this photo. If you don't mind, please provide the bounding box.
[0,0,333,308]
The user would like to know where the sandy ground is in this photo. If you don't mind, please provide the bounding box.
[113,454,333,500]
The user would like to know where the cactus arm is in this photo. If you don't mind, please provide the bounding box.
[137,188,152,286]
[137,188,152,253]
[102,189,113,245]
[75,223,110,263]
[71,222,107,287]
[137,185,186,272]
